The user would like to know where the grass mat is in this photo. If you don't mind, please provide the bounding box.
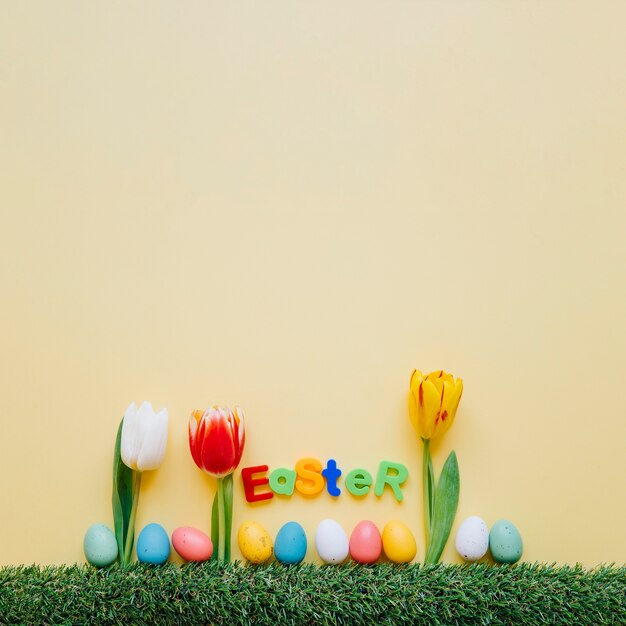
[0,562,624,625]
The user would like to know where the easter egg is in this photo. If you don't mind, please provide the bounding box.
[274,521,307,565]
[83,524,118,567]
[455,516,489,562]
[382,521,417,563]
[349,520,382,564]
[172,527,213,562]
[489,520,523,564]
[238,521,273,564]
[315,519,349,565]
[136,523,170,565]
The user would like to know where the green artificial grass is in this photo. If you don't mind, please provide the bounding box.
[0,562,624,625]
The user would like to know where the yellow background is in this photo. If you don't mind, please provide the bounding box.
[1,2,625,567]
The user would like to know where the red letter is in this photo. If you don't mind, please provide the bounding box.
[241,465,274,503]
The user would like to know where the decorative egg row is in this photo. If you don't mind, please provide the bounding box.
[84,518,418,567]
[455,516,523,564]
[240,519,417,565]
[83,523,214,567]
[84,516,523,567]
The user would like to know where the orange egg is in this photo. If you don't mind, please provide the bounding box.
[349,520,382,564]
[172,526,213,562]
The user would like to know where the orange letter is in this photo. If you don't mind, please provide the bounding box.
[295,457,324,496]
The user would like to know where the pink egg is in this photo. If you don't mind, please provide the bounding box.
[172,526,213,562]
[349,520,382,564]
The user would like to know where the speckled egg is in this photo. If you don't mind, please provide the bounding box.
[172,526,213,562]
[455,516,489,562]
[238,521,273,564]
[349,520,382,564]
[489,519,523,564]
[382,521,417,563]
[315,519,349,565]
[83,524,118,567]
[274,521,307,565]
[136,523,170,565]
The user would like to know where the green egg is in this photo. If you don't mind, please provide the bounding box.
[489,519,523,564]
[84,523,118,567]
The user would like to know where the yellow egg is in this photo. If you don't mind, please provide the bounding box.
[237,520,273,564]
[382,520,417,563]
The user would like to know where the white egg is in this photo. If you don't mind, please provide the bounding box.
[315,519,349,564]
[455,515,489,562]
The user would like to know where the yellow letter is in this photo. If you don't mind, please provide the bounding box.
[295,457,324,496]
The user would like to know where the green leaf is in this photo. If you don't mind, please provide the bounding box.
[112,418,134,565]
[210,490,219,561]
[223,473,233,562]
[425,450,460,565]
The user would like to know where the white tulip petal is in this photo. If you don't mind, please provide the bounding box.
[137,400,155,422]
[136,407,168,471]
[121,402,140,469]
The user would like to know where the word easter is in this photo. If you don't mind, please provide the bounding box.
[241,458,409,503]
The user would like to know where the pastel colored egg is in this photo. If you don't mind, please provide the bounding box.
[136,523,170,565]
[349,520,382,564]
[382,521,417,563]
[274,521,307,565]
[83,524,118,567]
[455,516,489,562]
[489,520,523,564]
[315,519,349,565]
[238,521,273,564]
[172,526,213,562]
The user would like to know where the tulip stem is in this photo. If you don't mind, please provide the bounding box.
[124,470,142,565]
[217,477,226,562]
[422,438,434,553]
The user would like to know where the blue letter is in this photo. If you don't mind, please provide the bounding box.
[322,459,342,496]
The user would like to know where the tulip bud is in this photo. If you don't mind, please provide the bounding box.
[188,406,245,477]
[121,401,169,472]
[409,370,463,440]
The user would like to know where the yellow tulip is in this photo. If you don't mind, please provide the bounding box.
[409,369,464,564]
[409,369,463,440]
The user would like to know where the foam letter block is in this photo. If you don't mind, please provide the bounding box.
[295,457,324,496]
[374,461,408,501]
[241,465,274,503]
[345,468,373,496]
[269,467,297,496]
[321,459,342,496]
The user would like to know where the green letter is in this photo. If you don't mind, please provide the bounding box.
[374,461,408,501]
[269,468,296,496]
[345,468,373,496]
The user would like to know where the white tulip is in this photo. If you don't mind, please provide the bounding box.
[121,401,168,471]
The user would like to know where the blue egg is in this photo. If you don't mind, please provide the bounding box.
[136,523,170,565]
[274,521,307,565]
